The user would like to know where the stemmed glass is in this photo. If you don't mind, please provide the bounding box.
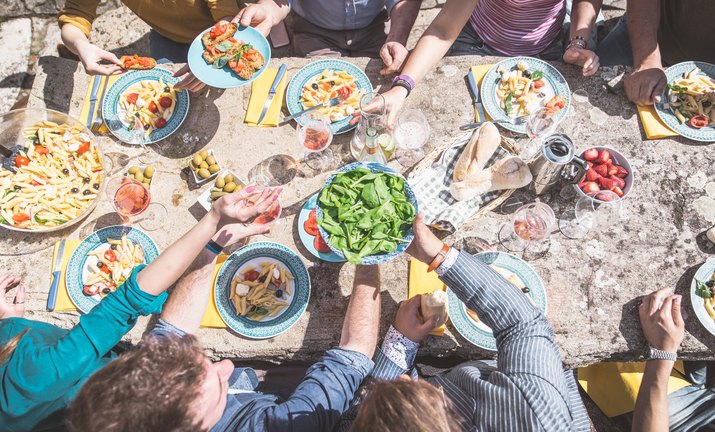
[395,109,431,168]
[105,176,167,231]
[519,108,558,161]
[559,190,622,239]
[499,201,556,254]
[106,115,161,167]
[247,175,287,238]
[298,111,333,171]
[350,93,394,160]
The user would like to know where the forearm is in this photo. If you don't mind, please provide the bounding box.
[627,0,661,67]
[400,0,477,83]
[569,0,601,44]
[159,248,218,334]
[339,265,381,357]
[136,210,221,296]
[61,24,90,57]
[632,360,673,432]
[386,0,421,45]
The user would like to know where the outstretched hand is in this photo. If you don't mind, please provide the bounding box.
[211,184,283,246]
[0,274,25,319]
[76,41,123,76]
[639,288,684,353]
[174,64,205,93]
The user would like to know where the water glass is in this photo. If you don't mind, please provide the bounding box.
[395,109,430,168]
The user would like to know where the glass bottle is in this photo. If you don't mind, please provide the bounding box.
[358,127,388,164]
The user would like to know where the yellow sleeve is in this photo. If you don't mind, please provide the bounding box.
[205,0,244,22]
[57,0,101,37]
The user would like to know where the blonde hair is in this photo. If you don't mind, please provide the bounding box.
[0,329,28,365]
[350,379,463,432]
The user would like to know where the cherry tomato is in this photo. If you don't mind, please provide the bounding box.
[230,60,245,72]
[148,101,159,113]
[314,234,332,253]
[31,180,40,186]
[140,57,150,67]
[228,37,237,44]
[337,86,352,100]
[244,49,258,62]
[126,93,139,104]
[104,249,117,262]
[688,114,709,129]
[34,146,49,155]
[244,270,260,282]
[84,284,100,296]
[533,80,545,89]
[14,155,29,167]
[77,141,90,154]
[12,212,30,223]
[154,118,167,128]
[159,96,173,108]
[101,265,112,274]
[304,210,319,236]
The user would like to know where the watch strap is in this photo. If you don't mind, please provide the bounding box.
[427,244,451,273]
[648,346,677,361]
[205,240,223,255]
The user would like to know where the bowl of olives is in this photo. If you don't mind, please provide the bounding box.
[190,149,221,183]
[126,165,155,190]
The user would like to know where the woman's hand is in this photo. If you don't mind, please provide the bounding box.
[405,214,445,265]
[393,296,438,343]
[0,274,25,319]
[349,86,409,129]
[76,41,123,76]
[210,185,283,247]
[174,64,205,93]
[563,46,600,77]
[639,288,684,353]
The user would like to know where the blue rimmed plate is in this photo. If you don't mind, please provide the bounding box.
[447,251,547,351]
[214,242,311,339]
[66,225,160,314]
[480,57,571,134]
[187,25,271,89]
[690,259,715,337]
[656,61,715,143]
[315,162,418,265]
[102,68,190,145]
[285,59,372,135]
[298,194,345,263]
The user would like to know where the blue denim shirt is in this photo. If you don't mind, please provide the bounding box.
[150,320,374,432]
[290,0,401,31]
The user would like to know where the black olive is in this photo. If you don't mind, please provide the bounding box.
[62,168,69,175]
[275,289,283,298]
[522,70,531,78]
[144,123,151,130]
[33,138,40,145]
[13,185,21,191]
[330,81,335,86]
[258,274,267,283]
[82,189,91,196]
[311,83,318,90]
[706,280,715,288]
[102,288,111,295]
[110,244,117,250]
[93,183,100,189]
[83,177,90,183]
[71,187,79,193]
[164,86,170,93]
[704,100,712,108]
[97,262,103,268]
[522,287,530,294]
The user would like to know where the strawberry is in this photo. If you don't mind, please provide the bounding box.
[583,148,599,161]
[610,175,626,189]
[577,181,587,188]
[608,163,618,176]
[585,169,601,181]
[587,161,594,168]
[614,165,629,178]
[595,192,614,202]
[599,177,616,191]
[612,186,624,197]
[582,182,600,194]
[593,164,609,177]
[597,149,611,164]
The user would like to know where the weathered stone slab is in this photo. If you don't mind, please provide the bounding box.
[0,18,32,112]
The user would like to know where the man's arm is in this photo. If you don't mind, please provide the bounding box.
[563,0,602,76]
[339,265,381,357]
[623,0,666,105]
[632,361,672,432]
[379,0,422,74]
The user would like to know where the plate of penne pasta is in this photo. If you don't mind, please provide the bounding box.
[66,225,159,313]
[691,260,715,337]
[214,241,311,339]
[102,68,189,145]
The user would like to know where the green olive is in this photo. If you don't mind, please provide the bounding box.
[199,150,209,159]
[224,174,234,184]
[143,179,151,186]
[144,166,155,178]
[215,177,226,188]
[224,182,238,193]
[198,168,211,179]
[210,191,228,200]
[208,164,220,174]
[234,183,243,192]
[192,154,203,167]
[133,172,145,182]
[206,155,216,165]
[128,166,140,174]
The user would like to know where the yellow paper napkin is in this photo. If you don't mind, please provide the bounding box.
[577,361,690,417]
[637,104,678,139]
[200,254,229,328]
[50,239,82,312]
[408,258,446,336]
[78,75,120,134]
[245,68,288,127]
[470,65,494,123]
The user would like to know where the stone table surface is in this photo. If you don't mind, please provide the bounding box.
[3,55,714,368]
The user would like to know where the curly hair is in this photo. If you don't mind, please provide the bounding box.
[68,334,207,432]
[350,379,464,432]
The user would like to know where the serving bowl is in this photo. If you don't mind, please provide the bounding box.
[574,146,634,202]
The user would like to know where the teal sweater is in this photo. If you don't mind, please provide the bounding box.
[0,266,167,431]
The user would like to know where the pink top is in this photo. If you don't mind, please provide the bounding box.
[469,0,566,56]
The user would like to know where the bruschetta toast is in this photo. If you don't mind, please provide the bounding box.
[201,22,238,48]
[120,55,157,70]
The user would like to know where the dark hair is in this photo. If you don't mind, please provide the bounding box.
[350,379,463,432]
[68,334,207,432]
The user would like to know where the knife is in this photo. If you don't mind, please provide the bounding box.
[467,70,486,123]
[279,96,341,125]
[86,75,102,129]
[46,239,65,311]
[257,63,288,125]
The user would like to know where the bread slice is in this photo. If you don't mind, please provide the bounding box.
[120,55,157,70]
[452,122,501,182]
[201,22,238,48]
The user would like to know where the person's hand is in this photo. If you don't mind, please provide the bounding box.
[393,296,438,343]
[211,184,283,246]
[624,60,667,105]
[0,274,25,319]
[405,214,445,265]
[639,288,684,353]
[348,86,408,129]
[563,46,600,77]
[76,41,123,75]
[174,64,206,93]
[233,1,282,36]
[380,42,409,75]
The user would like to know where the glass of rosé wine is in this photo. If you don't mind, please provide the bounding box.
[243,181,286,238]
[105,176,167,231]
[499,201,556,254]
[297,111,333,171]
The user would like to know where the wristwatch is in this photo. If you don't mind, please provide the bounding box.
[648,346,677,361]
[391,74,415,96]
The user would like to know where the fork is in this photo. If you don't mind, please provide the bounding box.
[91,76,111,133]
[459,115,528,131]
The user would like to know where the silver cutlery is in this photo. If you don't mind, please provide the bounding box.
[257,64,288,125]
[46,239,66,311]
[280,96,342,125]
[91,76,111,133]
[86,75,102,129]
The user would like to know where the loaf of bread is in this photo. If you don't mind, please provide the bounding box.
[453,122,501,182]
[421,290,448,327]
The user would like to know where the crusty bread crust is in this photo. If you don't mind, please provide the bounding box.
[120,56,157,70]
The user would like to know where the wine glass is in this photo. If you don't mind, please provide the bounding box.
[350,93,394,160]
[559,190,622,239]
[298,111,333,171]
[519,108,558,161]
[395,109,431,168]
[499,201,556,253]
[245,177,287,238]
[105,176,167,231]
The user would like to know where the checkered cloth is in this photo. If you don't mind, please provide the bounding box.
[407,131,511,232]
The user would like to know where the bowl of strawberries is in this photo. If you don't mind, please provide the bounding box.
[575,146,634,202]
